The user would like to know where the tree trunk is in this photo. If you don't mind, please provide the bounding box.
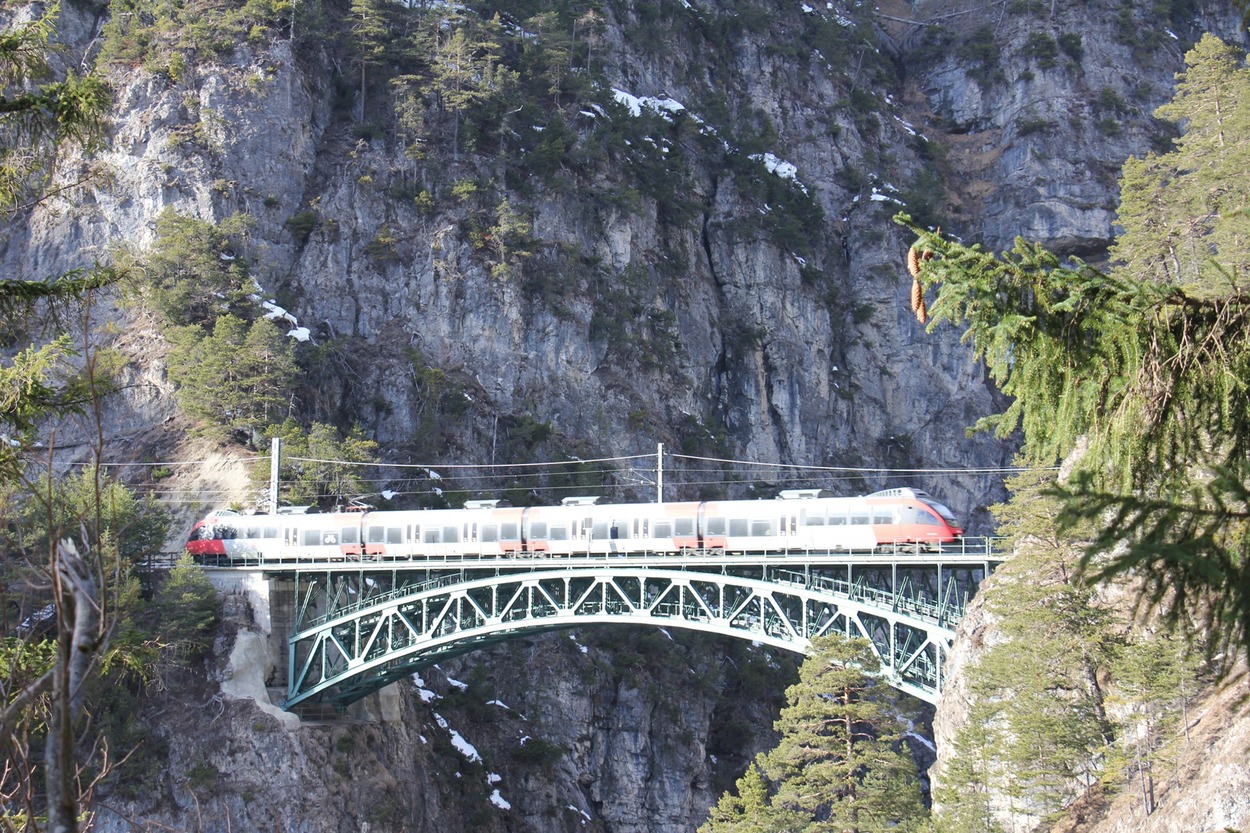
[44,538,102,833]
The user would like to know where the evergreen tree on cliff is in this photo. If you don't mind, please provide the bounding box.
[896,32,1250,674]
[700,636,925,833]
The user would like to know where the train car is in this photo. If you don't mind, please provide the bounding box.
[699,488,962,553]
[860,487,963,547]
[523,498,703,555]
[359,501,526,559]
[185,508,365,562]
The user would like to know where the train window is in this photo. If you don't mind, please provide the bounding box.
[341,527,359,544]
[530,522,548,539]
[592,521,610,539]
[263,525,278,538]
[302,529,321,546]
[750,519,774,536]
[806,514,826,526]
[926,501,960,526]
[443,526,460,543]
[244,525,261,539]
[729,518,748,536]
[829,514,846,526]
[215,525,238,540]
[706,517,725,535]
[675,518,695,535]
[850,514,869,525]
[386,527,403,544]
[550,525,568,541]
[424,528,441,543]
[654,521,672,537]
[482,525,498,542]
[501,523,519,540]
[367,527,384,543]
[905,502,935,522]
[873,512,893,525]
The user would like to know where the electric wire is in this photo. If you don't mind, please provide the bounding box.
[41,449,1061,510]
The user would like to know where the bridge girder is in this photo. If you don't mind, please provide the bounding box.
[285,566,963,710]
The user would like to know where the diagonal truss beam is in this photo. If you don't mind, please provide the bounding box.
[285,567,960,710]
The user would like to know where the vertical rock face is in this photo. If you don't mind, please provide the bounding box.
[92,607,792,833]
[7,0,1250,831]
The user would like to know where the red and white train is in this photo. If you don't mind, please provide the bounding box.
[185,487,964,563]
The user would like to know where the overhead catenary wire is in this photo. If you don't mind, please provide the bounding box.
[281,453,657,469]
[66,451,1056,479]
[670,452,1057,475]
[53,449,1060,512]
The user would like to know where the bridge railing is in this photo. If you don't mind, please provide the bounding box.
[295,561,971,633]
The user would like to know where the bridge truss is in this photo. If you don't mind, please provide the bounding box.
[278,546,1001,710]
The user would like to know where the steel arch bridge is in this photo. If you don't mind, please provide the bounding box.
[271,544,1001,711]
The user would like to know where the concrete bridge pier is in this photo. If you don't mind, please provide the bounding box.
[203,569,401,722]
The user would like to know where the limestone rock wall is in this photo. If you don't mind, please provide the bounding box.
[7,0,1250,831]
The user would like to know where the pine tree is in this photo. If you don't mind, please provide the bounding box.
[1104,633,1203,817]
[149,555,220,659]
[762,636,926,833]
[894,36,1250,673]
[700,761,803,833]
[1112,34,1250,291]
[165,315,298,442]
[349,0,391,123]
[427,15,506,157]
[134,209,256,326]
[931,701,1008,833]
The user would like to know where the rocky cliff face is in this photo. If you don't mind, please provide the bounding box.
[91,598,793,833]
[7,0,1250,831]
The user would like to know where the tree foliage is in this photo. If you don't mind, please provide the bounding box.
[0,2,109,220]
[145,555,219,660]
[255,419,379,508]
[165,315,298,443]
[1113,34,1250,292]
[932,471,1211,830]
[0,3,116,465]
[130,209,257,327]
[894,38,1250,671]
[700,636,925,833]
[943,475,1114,826]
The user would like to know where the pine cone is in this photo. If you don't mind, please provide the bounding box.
[910,278,923,315]
[915,298,928,325]
[906,245,921,277]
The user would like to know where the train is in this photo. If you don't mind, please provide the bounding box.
[185,487,964,563]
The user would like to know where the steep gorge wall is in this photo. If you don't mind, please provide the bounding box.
[7,0,1250,831]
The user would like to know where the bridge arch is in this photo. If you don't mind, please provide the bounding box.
[284,566,962,710]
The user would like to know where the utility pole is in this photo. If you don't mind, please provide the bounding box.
[269,436,281,514]
[657,442,664,504]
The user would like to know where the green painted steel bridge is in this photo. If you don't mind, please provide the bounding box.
[208,540,1003,711]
